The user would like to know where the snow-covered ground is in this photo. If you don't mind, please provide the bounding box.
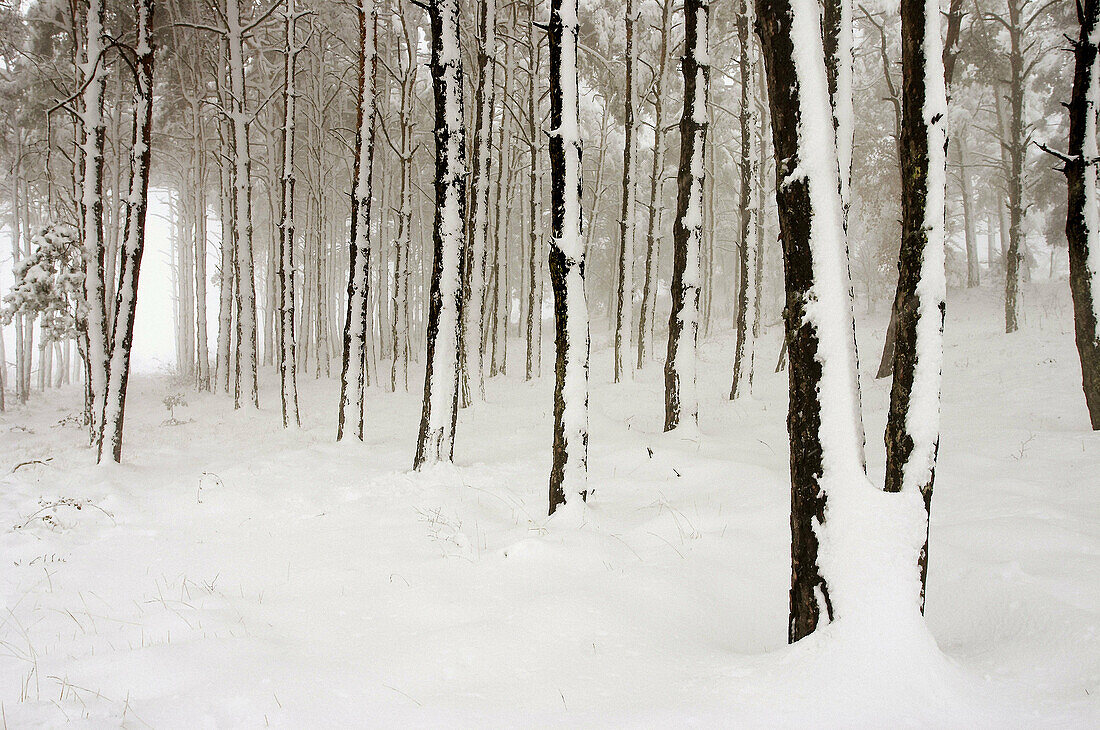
[1,282,1097,727]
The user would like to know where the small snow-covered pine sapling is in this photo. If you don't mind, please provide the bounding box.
[664,0,709,431]
[163,393,188,423]
[1042,0,1100,429]
[547,0,590,514]
[414,0,467,469]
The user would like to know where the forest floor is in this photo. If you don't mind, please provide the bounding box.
[1,281,1097,727]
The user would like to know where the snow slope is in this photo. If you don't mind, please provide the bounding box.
[1,282,1097,727]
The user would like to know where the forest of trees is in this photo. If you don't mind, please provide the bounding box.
[0,0,1097,643]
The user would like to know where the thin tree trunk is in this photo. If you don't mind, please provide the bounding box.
[78,0,111,444]
[460,0,496,404]
[1004,0,1026,333]
[338,0,377,441]
[547,0,589,514]
[884,0,949,611]
[101,0,155,463]
[957,127,980,287]
[1057,0,1100,428]
[664,0,709,431]
[614,0,638,383]
[730,0,757,400]
[638,0,670,370]
[525,0,543,382]
[414,0,467,468]
[278,0,303,427]
[227,0,259,408]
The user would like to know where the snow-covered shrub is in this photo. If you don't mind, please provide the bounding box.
[2,223,83,342]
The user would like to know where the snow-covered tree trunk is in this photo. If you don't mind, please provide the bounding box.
[1004,0,1026,334]
[101,0,156,464]
[1060,0,1100,428]
[277,0,304,429]
[194,153,211,391]
[9,182,26,404]
[822,0,853,208]
[391,11,416,394]
[414,0,467,469]
[663,0,709,431]
[214,104,235,395]
[956,128,980,288]
[547,0,589,514]
[525,0,543,383]
[227,0,259,409]
[460,0,496,405]
[884,0,949,612]
[757,0,886,642]
[78,0,110,445]
[638,0,671,371]
[730,0,756,401]
[614,0,638,384]
[338,0,377,442]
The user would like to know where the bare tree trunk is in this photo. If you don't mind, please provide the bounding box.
[637,0,670,370]
[757,0,867,642]
[547,0,589,514]
[227,0,259,408]
[101,0,155,463]
[194,145,211,390]
[338,0,377,441]
[1004,0,1026,333]
[214,99,234,394]
[614,0,638,383]
[78,0,111,444]
[9,177,26,404]
[956,127,980,287]
[414,0,467,468]
[885,0,949,610]
[1054,0,1100,428]
[664,0,709,431]
[525,0,543,382]
[278,0,304,428]
[460,0,496,405]
[730,0,757,401]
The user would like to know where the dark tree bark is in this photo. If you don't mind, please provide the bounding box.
[876,0,964,378]
[637,0,671,370]
[614,0,638,383]
[338,0,377,441]
[884,0,949,612]
[525,0,543,382]
[664,0,709,431]
[277,0,304,429]
[547,0,589,514]
[100,0,156,463]
[1053,0,1100,428]
[1003,0,1026,333]
[414,0,467,469]
[731,0,756,401]
[460,0,496,405]
[756,0,831,641]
